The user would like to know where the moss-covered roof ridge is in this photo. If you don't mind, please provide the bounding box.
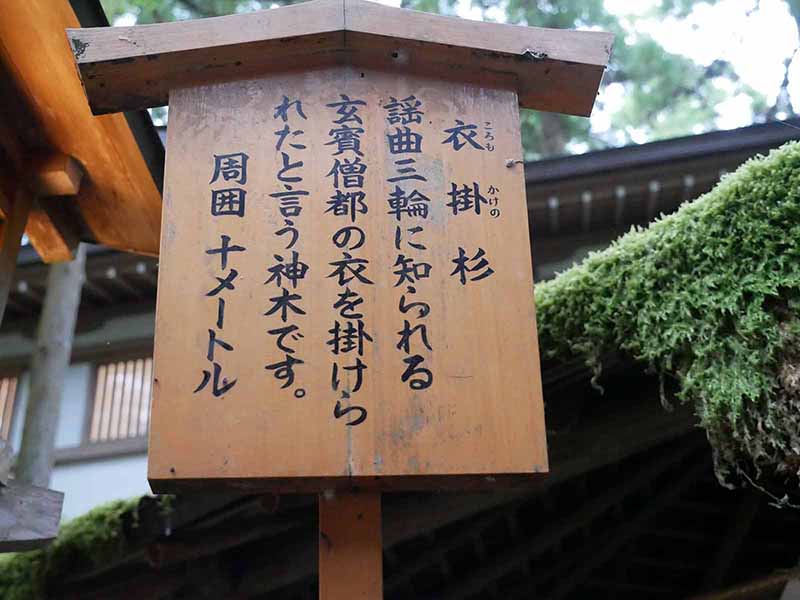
[535,140,800,491]
[0,497,143,599]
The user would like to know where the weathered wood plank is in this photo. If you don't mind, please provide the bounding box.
[0,1,162,259]
[67,0,612,116]
[0,479,64,552]
[148,68,547,493]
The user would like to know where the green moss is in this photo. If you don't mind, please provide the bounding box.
[535,140,800,488]
[0,497,142,599]
[0,551,42,600]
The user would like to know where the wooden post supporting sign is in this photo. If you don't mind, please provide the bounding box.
[68,3,611,595]
[320,491,383,598]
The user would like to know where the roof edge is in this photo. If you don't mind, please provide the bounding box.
[66,0,611,116]
[525,118,800,185]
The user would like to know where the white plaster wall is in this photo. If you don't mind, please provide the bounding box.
[51,453,151,521]
[1,307,157,521]
[0,310,157,521]
[8,363,91,453]
[7,362,151,521]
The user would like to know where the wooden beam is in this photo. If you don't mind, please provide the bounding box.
[145,513,304,569]
[0,1,162,259]
[67,0,612,116]
[24,202,79,263]
[546,460,710,600]
[0,59,78,263]
[319,491,383,599]
[32,153,84,197]
[0,189,32,325]
[60,568,188,600]
[436,439,703,600]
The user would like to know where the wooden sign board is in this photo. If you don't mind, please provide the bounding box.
[149,66,547,492]
[67,0,612,494]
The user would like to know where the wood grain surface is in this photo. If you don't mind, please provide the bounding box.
[149,67,546,492]
[319,491,383,598]
[68,0,612,116]
[0,0,162,259]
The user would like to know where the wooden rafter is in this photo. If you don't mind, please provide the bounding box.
[438,440,705,600]
[545,459,710,600]
[0,52,77,263]
[0,1,162,261]
[0,187,32,325]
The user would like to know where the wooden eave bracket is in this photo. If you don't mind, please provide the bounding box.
[24,153,85,263]
[67,0,613,117]
[32,153,85,198]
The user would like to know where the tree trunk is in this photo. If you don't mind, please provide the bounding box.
[16,245,86,488]
[537,111,570,157]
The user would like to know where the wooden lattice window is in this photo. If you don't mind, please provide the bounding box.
[88,358,152,443]
[0,376,17,440]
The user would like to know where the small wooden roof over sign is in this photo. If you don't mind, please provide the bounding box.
[68,0,613,117]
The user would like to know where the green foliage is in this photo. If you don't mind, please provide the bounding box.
[535,141,800,488]
[0,497,142,599]
[0,551,40,600]
[497,0,771,156]
[102,0,265,22]
[609,38,727,141]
